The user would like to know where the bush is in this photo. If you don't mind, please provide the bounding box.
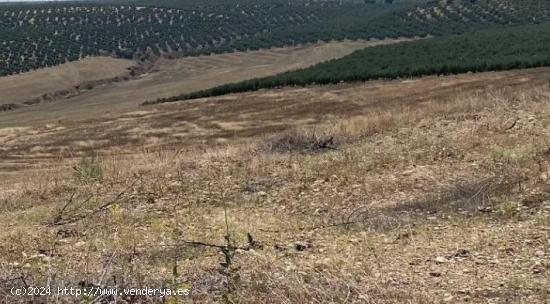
[73,157,103,183]
[260,131,337,154]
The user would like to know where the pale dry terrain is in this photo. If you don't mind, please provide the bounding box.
[0,67,549,303]
[1,67,549,175]
[0,57,134,105]
[0,40,403,127]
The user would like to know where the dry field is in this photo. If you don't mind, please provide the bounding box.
[1,67,549,175]
[0,39,401,127]
[0,66,549,303]
[0,57,134,105]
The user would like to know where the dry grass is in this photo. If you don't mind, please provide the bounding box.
[260,131,338,154]
[0,40,403,128]
[3,67,550,177]
[1,72,550,303]
[0,56,134,105]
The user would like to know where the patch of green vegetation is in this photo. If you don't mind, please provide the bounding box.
[164,22,550,102]
[73,157,103,184]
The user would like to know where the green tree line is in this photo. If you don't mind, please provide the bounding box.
[158,22,550,102]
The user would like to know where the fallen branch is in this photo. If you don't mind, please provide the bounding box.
[51,181,137,226]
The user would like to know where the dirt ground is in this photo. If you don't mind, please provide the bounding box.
[0,66,549,303]
[1,67,550,177]
[0,57,134,105]
[0,39,405,127]
[1,38,550,302]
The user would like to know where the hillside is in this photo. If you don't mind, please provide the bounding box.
[1,0,550,76]
[0,56,133,107]
[1,67,549,303]
[0,40,399,127]
[164,22,550,102]
[1,1,550,303]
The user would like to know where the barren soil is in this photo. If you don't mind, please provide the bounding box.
[0,40,402,127]
[1,67,549,303]
[0,48,549,303]
[0,57,134,105]
[1,67,549,176]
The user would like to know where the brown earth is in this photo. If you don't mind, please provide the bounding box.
[0,39,404,127]
[0,49,550,302]
[0,66,549,303]
[0,56,134,105]
[1,67,549,176]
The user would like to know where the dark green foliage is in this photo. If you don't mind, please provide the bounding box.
[0,1,407,76]
[169,23,550,101]
[1,0,549,76]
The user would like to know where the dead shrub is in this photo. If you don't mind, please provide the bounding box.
[344,175,522,232]
[0,103,19,112]
[243,176,281,193]
[393,175,521,215]
[260,130,338,154]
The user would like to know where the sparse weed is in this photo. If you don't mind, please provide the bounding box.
[3,72,550,304]
[261,130,337,154]
[73,156,103,183]
[496,199,522,219]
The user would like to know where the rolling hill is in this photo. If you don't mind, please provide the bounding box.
[1,0,549,76]
[2,1,550,303]
[164,22,550,101]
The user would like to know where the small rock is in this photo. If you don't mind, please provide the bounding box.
[402,169,415,176]
[435,256,448,264]
[314,208,328,214]
[349,238,360,244]
[477,206,493,213]
[473,258,486,265]
[535,250,545,258]
[501,117,518,130]
[74,241,86,248]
